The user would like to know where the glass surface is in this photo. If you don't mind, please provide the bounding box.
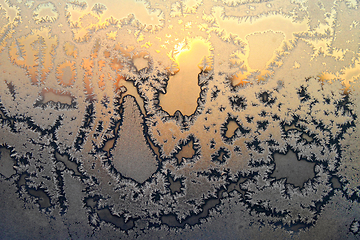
[0,0,360,239]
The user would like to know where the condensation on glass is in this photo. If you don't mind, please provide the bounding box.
[0,0,360,239]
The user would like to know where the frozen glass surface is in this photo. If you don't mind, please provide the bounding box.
[1,0,360,239]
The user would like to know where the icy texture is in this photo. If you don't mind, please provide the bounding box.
[0,0,360,239]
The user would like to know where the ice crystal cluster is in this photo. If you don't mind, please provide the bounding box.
[0,0,360,239]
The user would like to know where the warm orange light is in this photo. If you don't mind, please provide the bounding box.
[160,38,212,116]
[56,60,76,87]
[231,72,251,87]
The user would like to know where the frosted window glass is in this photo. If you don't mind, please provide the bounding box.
[0,0,360,238]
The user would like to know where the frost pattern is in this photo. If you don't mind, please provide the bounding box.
[0,0,360,239]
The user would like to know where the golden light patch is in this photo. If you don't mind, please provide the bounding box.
[56,61,76,87]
